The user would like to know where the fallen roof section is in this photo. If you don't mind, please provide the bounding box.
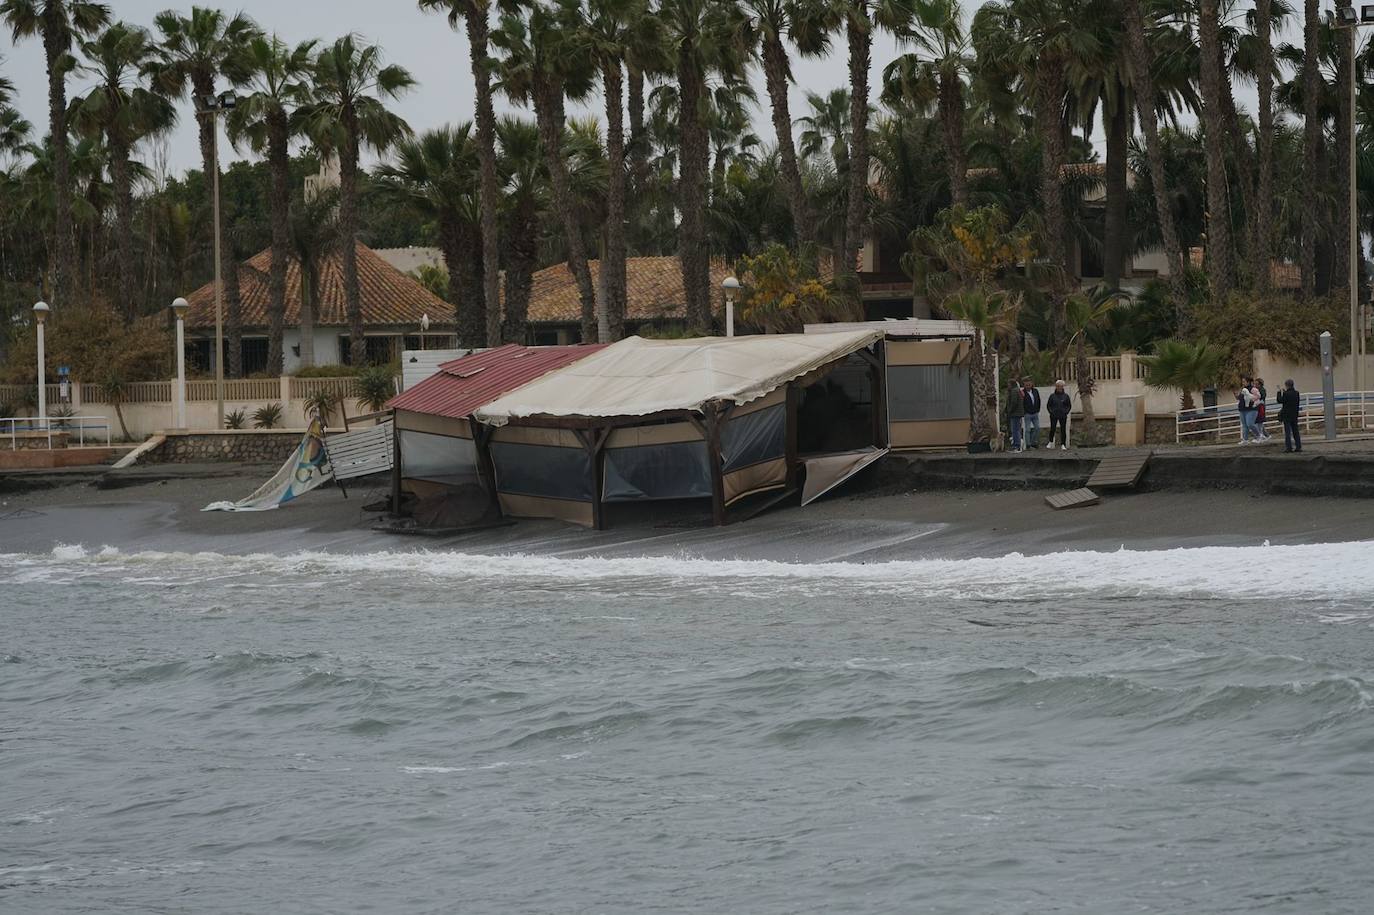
[386,344,607,420]
[473,330,884,426]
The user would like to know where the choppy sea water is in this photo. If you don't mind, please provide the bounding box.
[4,542,1374,914]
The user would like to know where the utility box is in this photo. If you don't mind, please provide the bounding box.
[1115,395,1146,446]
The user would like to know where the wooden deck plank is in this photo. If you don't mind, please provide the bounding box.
[1086,451,1152,489]
[1045,487,1101,510]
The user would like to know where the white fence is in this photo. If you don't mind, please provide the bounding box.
[1176,391,1374,443]
[3,415,113,448]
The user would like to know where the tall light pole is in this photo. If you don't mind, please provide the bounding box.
[33,301,48,430]
[171,297,189,429]
[722,276,740,337]
[197,91,237,427]
[1332,5,1369,391]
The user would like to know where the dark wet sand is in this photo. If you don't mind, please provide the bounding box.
[3,466,1371,561]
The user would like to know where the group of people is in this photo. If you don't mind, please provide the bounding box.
[1236,376,1304,452]
[1005,378,1073,451]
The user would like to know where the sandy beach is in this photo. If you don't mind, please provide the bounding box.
[3,460,1371,561]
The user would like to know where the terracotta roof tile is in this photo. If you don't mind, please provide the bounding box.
[523,256,730,325]
[184,241,450,331]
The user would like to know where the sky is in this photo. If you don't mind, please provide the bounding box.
[0,0,934,177]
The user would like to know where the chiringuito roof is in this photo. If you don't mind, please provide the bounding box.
[387,343,608,421]
[184,241,449,331]
[474,330,884,426]
[523,256,730,325]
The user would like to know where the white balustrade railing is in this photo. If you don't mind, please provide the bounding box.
[1175,391,1374,443]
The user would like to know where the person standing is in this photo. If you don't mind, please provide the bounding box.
[1237,376,1258,443]
[1255,377,1269,440]
[1278,378,1302,453]
[1005,378,1025,452]
[1047,380,1072,450]
[1021,378,1043,449]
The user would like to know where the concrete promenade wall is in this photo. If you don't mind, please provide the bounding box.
[133,430,308,465]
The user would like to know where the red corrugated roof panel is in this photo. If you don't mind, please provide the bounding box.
[387,344,607,420]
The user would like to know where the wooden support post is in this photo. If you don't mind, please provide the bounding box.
[704,403,727,526]
[389,416,402,513]
[471,421,501,517]
[576,427,611,531]
[872,340,889,448]
[784,382,800,490]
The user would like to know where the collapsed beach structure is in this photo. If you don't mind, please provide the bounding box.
[387,322,975,529]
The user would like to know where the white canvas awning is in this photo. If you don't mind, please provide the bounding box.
[474,330,882,426]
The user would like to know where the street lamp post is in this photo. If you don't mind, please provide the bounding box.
[722,276,740,337]
[1331,5,1369,391]
[171,297,189,429]
[33,301,48,431]
[196,91,237,428]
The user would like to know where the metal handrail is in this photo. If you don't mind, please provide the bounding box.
[1175,391,1373,443]
[2,415,113,449]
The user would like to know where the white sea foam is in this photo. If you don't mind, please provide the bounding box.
[2,539,1373,601]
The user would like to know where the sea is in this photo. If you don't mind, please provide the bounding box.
[3,541,1374,914]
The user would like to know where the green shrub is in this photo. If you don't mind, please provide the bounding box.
[252,403,284,429]
[352,365,396,412]
[305,390,338,426]
[225,408,247,430]
[1193,291,1349,381]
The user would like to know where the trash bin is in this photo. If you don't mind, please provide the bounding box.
[1202,387,1217,414]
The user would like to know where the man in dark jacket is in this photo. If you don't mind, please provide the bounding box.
[1021,378,1043,448]
[1278,378,1302,453]
[1046,380,1072,450]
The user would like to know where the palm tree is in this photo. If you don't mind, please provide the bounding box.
[420,0,502,347]
[742,0,816,258]
[1301,0,1319,296]
[225,34,316,375]
[1254,0,1276,290]
[69,21,174,323]
[661,0,750,333]
[492,0,600,342]
[303,34,413,367]
[943,287,1020,444]
[0,58,32,156]
[496,117,547,344]
[880,0,971,208]
[376,125,485,346]
[287,187,340,369]
[799,87,852,267]
[579,0,659,341]
[151,5,259,377]
[1122,0,1190,317]
[1197,0,1233,303]
[1061,284,1122,425]
[973,0,1104,340]
[1,0,110,306]
[1139,337,1226,410]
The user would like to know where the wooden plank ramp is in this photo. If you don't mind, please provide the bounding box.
[1086,450,1153,489]
[1045,487,1100,510]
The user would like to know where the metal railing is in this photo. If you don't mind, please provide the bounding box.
[1176,391,1374,443]
[3,415,113,449]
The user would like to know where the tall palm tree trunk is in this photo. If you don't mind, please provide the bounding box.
[1198,0,1233,303]
[193,74,243,377]
[678,40,711,333]
[534,84,598,343]
[451,221,485,347]
[1123,0,1189,318]
[603,59,628,341]
[1220,64,1256,281]
[627,63,649,203]
[1255,0,1275,291]
[339,109,365,366]
[299,260,317,366]
[761,31,816,257]
[1302,0,1320,297]
[501,202,538,343]
[42,16,75,304]
[1033,58,1069,340]
[109,136,136,322]
[1103,79,1129,291]
[266,113,290,375]
[1334,6,1354,297]
[843,5,871,279]
[466,6,503,347]
[940,72,968,209]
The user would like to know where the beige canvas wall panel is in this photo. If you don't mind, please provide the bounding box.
[394,410,471,439]
[606,422,704,448]
[490,425,584,449]
[890,419,970,449]
[724,457,787,504]
[400,478,454,500]
[497,492,595,527]
[887,339,968,367]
